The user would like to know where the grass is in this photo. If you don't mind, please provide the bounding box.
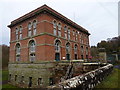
[2,69,18,89]
[94,68,120,89]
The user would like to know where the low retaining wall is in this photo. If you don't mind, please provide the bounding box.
[48,64,113,90]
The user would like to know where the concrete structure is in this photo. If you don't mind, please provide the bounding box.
[8,4,91,88]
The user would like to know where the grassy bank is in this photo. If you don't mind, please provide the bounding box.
[94,68,120,89]
[2,70,18,89]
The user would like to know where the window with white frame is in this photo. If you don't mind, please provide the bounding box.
[64,26,67,39]
[58,23,61,37]
[33,20,37,35]
[16,43,20,61]
[19,26,22,39]
[55,40,61,52]
[29,40,36,62]
[28,22,32,37]
[53,20,57,35]
[16,28,19,40]
[68,28,70,40]
[74,44,77,54]
[66,43,70,54]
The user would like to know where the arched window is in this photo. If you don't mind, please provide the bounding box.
[66,42,70,60]
[19,26,22,39]
[66,43,70,54]
[76,31,78,40]
[15,28,19,40]
[28,22,32,37]
[53,20,57,35]
[74,44,78,60]
[64,26,67,39]
[33,20,37,35]
[58,23,61,37]
[55,40,61,61]
[68,28,70,40]
[16,43,20,61]
[55,40,61,52]
[81,46,83,53]
[29,40,35,62]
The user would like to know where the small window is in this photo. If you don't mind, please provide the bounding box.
[38,78,42,85]
[49,78,54,86]
[21,76,24,83]
[15,75,17,81]
[28,77,32,87]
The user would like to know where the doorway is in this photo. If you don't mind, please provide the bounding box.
[55,53,60,61]
[66,54,70,60]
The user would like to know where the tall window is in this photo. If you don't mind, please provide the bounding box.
[58,23,61,37]
[55,40,61,52]
[66,43,70,54]
[29,40,35,62]
[16,43,20,61]
[64,26,67,39]
[28,22,32,37]
[81,46,84,54]
[33,20,37,35]
[73,30,75,41]
[55,40,61,61]
[53,20,57,35]
[16,28,19,40]
[19,26,22,40]
[76,31,78,41]
[74,44,78,60]
[68,28,70,40]
[74,44,77,54]
[66,43,70,60]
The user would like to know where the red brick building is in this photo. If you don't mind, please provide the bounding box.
[8,4,90,62]
[8,4,91,88]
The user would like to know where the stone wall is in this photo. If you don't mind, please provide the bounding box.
[8,61,108,88]
[48,64,113,90]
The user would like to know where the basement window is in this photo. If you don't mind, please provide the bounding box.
[38,78,42,85]
[15,75,17,81]
[49,78,54,86]
[21,76,24,83]
[28,77,32,87]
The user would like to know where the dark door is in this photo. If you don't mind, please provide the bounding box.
[55,53,60,61]
[75,54,77,60]
[66,54,70,60]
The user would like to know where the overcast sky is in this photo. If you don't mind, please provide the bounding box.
[1,0,119,46]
